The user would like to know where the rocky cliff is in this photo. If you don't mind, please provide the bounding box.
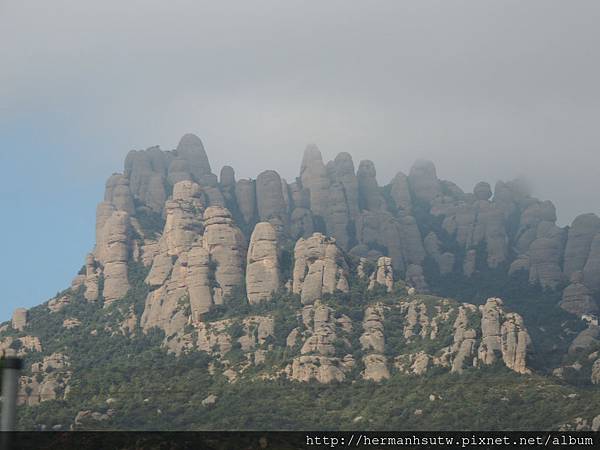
[4,133,600,431]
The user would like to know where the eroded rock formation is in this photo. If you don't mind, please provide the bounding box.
[246,222,280,304]
[292,233,349,305]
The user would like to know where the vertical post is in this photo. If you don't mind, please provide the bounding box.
[1,357,23,450]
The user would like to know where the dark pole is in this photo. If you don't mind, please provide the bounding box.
[1,357,22,450]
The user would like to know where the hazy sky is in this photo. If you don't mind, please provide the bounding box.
[1,1,599,321]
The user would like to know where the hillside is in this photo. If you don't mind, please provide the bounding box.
[2,134,600,431]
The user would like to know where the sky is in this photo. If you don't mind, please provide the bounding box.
[1,1,599,321]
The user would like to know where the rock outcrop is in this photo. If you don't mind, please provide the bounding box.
[18,353,71,406]
[104,174,135,214]
[256,170,288,229]
[300,145,330,219]
[292,233,349,305]
[564,214,600,278]
[560,272,599,316]
[95,209,131,305]
[285,302,353,383]
[11,308,28,331]
[246,222,280,304]
[202,206,245,297]
[368,257,394,292]
[592,358,600,385]
[408,159,441,204]
[124,146,170,212]
[235,179,257,224]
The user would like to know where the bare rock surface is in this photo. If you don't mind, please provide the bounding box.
[246,222,280,304]
[292,233,349,305]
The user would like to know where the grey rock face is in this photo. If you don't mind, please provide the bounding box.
[424,232,455,275]
[11,308,28,331]
[527,226,565,289]
[256,170,288,226]
[592,358,600,385]
[368,257,394,292]
[83,253,100,302]
[235,179,257,224]
[390,172,412,213]
[300,144,330,218]
[406,264,428,292]
[354,210,423,272]
[202,206,246,298]
[323,181,353,250]
[463,249,477,277]
[286,302,353,383]
[104,174,135,214]
[514,201,557,253]
[330,152,359,218]
[163,181,205,256]
[583,233,600,291]
[220,166,237,210]
[95,209,131,305]
[433,197,509,270]
[142,183,214,342]
[362,354,390,381]
[564,214,600,278]
[174,133,213,181]
[473,182,492,201]
[446,299,531,374]
[408,159,441,204]
[569,325,600,353]
[360,305,386,354]
[357,160,384,211]
[124,146,170,212]
[219,165,235,187]
[293,233,349,305]
[290,208,314,239]
[246,222,280,304]
[18,353,71,406]
[560,277,598,316]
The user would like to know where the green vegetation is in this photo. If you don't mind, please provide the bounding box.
[3,247,597,431]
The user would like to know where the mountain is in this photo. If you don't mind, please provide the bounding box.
[3,133,600,431]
